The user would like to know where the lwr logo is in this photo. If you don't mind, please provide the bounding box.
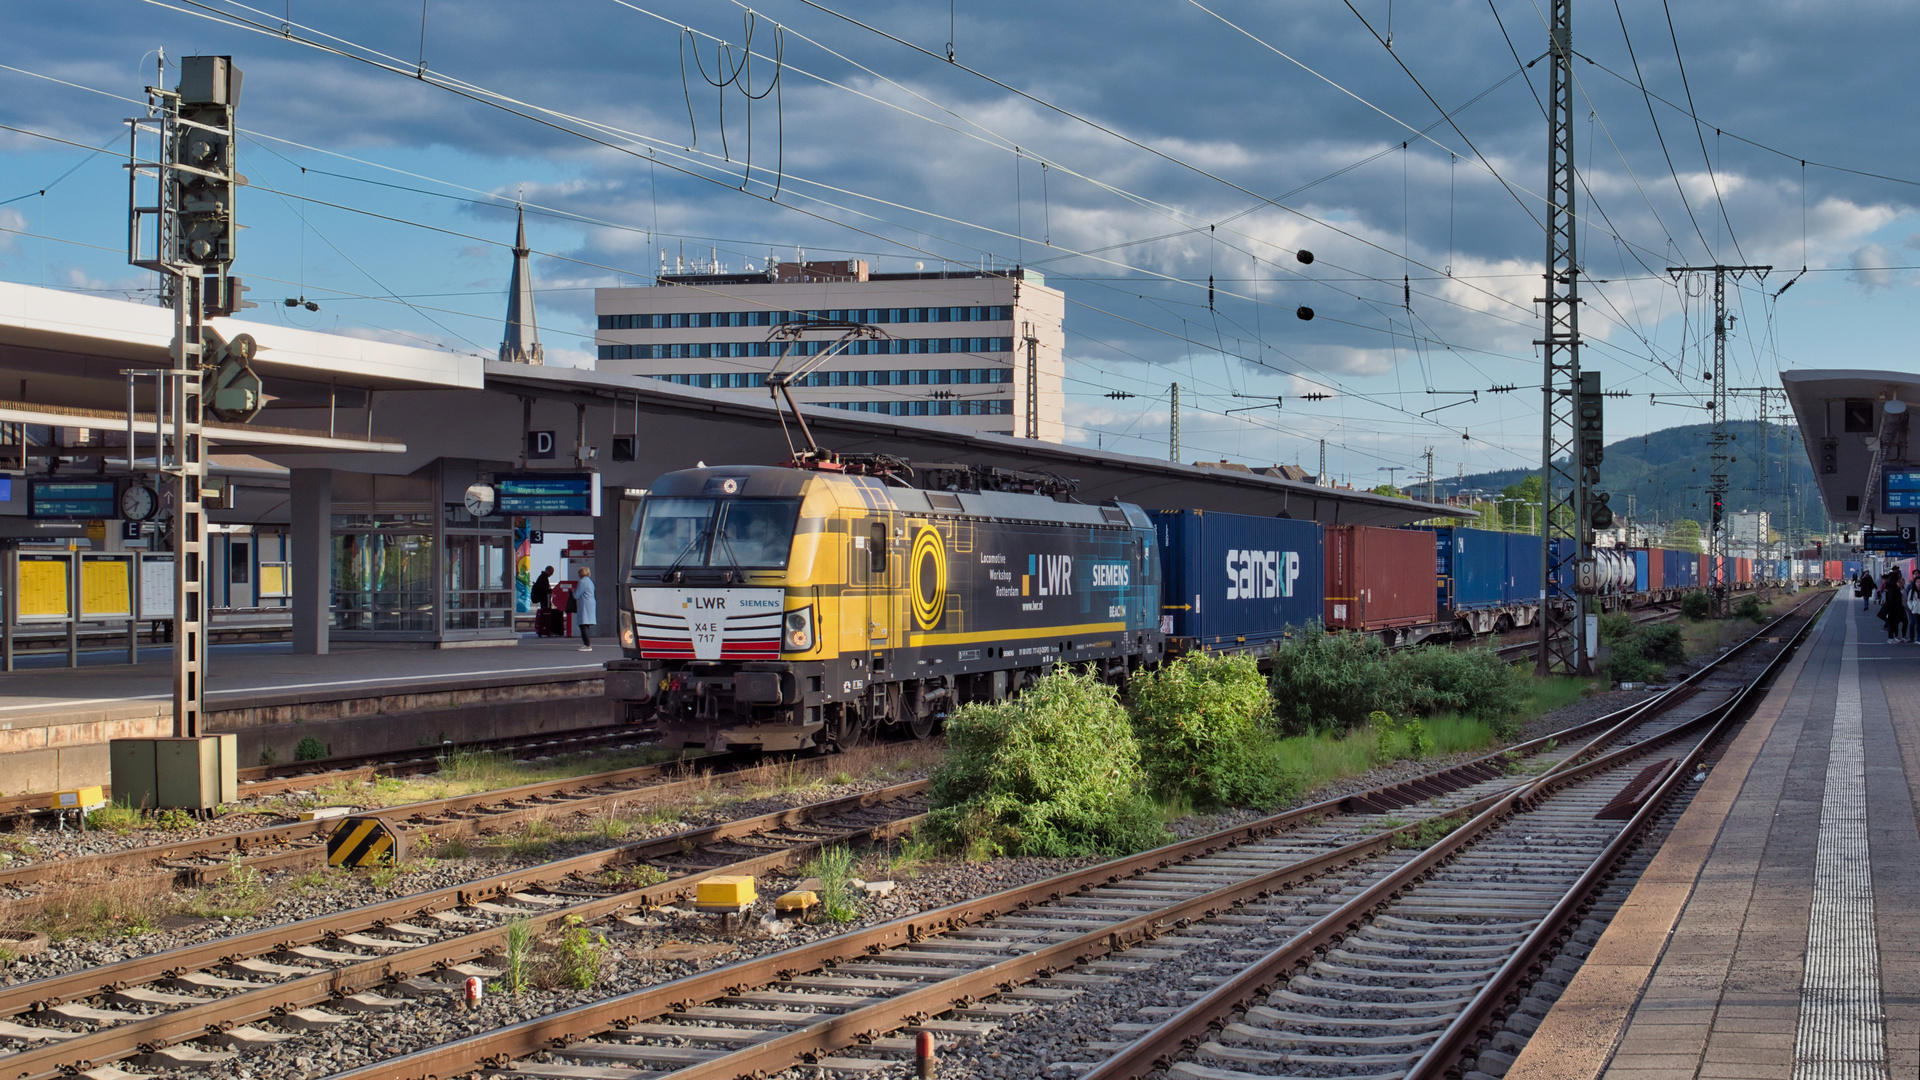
[1028,553,1074,597]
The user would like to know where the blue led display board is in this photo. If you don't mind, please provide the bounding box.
[1884,470,1920,513]
[496,473,601,516]
[28,480,117,519]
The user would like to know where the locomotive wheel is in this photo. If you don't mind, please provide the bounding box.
[825,705,865,752]
[907,709,937,741]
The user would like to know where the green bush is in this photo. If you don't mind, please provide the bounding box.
[1597,612,1635,645]
[1368,712,1436,762]
[294,736,327,762]
[1267,625,1410,735]
[1635,624,1687,666]
[1606,638,1663,684]
[802,844,861,924]
[1680,591,1710,620]
[1371,711,1400,761]
[1733,595,1764,622]
[927,667,1166,859]
[1128,653,1290,809]
[1393,646,1530,733]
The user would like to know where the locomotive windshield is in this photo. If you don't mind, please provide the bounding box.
[632,497,801,570]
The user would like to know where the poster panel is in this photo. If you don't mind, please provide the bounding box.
[17,554,71,621]
[81,557,133,618]
[139,554,175,620]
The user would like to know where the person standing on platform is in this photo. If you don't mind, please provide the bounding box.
[1905,572,1920,643]
[573,567,598,652]
[1860,569,1875,610]
[1879,567,1907,643]
[531,566,554,610]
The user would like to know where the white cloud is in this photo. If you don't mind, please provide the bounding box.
[1848,243,1897,291]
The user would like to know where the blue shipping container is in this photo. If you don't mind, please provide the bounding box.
[1633,550,1651,593]
[1662,548,1697,588]
[1550,537,1579,594]
[1844,560,1862,579]
[1504,533,1543,604]
[1155,510,1326,649]
[1432,527,1506,613]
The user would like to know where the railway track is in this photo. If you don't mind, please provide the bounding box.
[243,593,1822,1080]
[1491,600,1681,662]
[0,784,926,1080]
[0,725,648,820]
[1084,590,1828,1080]
[0,752,749,916]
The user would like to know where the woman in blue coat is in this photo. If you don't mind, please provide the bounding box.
[573,568,598,651]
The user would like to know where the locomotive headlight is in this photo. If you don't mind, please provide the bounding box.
[618,609,636,650]
[784,606,814,652]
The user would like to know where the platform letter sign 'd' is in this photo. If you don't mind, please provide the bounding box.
[326,816,409,867]
[527,430,556,459]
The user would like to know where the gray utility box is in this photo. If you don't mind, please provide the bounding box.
[109,735,239,810]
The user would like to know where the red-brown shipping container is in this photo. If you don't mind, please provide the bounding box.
[1635,547,1664,591]
[1736,557,1752,584]
[1325,525,1437,631]
[1826,559,1844,581]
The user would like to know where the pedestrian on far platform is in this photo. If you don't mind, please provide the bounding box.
[1859,569,1875,610]
[1879,567,1907,644]
[573,567,598,652]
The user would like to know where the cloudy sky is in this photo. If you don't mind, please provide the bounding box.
[4,0,1917,485]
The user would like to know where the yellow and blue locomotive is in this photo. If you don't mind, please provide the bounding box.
[605,461,1165,751]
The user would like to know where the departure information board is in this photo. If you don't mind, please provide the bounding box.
[29,480,116,519]
[1883,470,1920,513]
[496,473,601,516]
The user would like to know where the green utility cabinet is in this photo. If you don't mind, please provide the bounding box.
[109,735,239,810]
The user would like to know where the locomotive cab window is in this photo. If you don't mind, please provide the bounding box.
[713,500,801,569]
[632,497,801,570]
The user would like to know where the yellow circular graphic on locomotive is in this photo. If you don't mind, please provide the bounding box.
[910,525,948,630]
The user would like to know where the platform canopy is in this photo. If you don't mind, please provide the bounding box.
[268,360,1473,529]
[1781,369,1920,527]
[0,280,480,455]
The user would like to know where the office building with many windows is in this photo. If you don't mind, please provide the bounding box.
[594,261,1064,441]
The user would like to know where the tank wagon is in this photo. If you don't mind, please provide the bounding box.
[605,462,1164,752]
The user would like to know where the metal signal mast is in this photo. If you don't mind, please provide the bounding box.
[1668,264,1770,616]
[126,55,255,737]
[1536,0,1586,676]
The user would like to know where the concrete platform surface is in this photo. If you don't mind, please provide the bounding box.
[0,638,607,720]
[0,638,613,792]
[1508,598,1916,1080]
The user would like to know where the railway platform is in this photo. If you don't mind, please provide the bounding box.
[1509,598,1918,1079]
[0,638,613,794]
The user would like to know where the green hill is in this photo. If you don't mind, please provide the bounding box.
[1437,422,1827,538]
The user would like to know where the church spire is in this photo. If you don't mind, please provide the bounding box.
[499,204,543,364]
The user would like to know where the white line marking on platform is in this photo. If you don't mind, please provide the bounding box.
[0,663,603,714]
[1792,613,1888,1079]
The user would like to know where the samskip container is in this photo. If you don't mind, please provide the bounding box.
[1154,510,1325,649]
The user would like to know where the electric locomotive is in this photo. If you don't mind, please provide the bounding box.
[605,459,1165,752]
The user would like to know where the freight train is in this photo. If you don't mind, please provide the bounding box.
[605,459,1786,752]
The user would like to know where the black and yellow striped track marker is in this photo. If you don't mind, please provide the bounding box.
[326,816,408,867]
